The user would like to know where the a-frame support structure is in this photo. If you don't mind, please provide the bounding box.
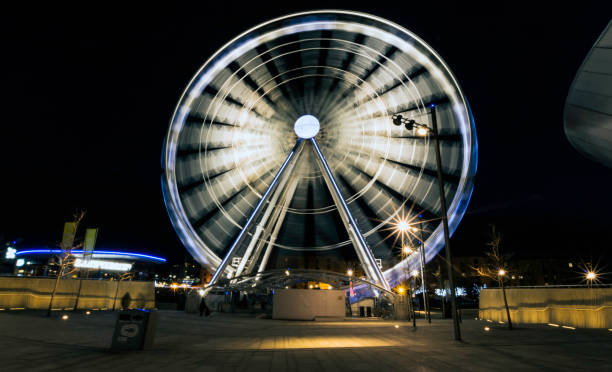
[207,137,390,292]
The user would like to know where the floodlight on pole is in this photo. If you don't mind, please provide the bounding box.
[586,271,596,280]
[416,127,429,136]
[391,105,462,340]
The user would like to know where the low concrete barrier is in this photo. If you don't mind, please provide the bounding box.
[479,287,612,328]
[0,277,155,310]
[273,289,345,320]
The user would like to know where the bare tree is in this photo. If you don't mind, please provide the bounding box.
[472,225,513,330]
[46,211,86,317]
[112,271,134,311]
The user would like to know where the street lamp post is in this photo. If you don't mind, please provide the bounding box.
[416,219,431,323]
[392,105,461,340]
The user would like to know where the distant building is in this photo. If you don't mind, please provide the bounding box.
[11,249,166,280]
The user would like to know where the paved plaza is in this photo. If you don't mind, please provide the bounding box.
[0,309,610,371]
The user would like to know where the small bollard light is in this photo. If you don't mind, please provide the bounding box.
[62,314,69,320]
[484,326,490,332]
[85,311,91,315]
[394,325,400,329]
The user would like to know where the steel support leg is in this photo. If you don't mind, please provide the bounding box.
[310,138,390,291]
[234,144,303,277]
[257,177,299,274]
[208,139,304,287]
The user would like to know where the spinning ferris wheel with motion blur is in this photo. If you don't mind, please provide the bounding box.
[162,10,477,293]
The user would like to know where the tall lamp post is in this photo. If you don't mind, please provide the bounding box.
[392,105,461,340]
[401,245,416,327]
[414,219,431,323]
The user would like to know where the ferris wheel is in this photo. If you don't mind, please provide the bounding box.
[162,10,477,291]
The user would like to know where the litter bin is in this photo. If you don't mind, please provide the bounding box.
[111,309,158,350]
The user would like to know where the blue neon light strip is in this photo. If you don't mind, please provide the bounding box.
[15,249,166,262]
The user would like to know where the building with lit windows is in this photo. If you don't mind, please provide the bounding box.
[11,249,166,280]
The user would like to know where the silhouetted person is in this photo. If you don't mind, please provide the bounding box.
[176,290,186,310]
[199,297,210,317]
[121,292,131,310]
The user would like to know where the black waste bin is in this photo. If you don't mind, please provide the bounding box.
[111,309,158,350]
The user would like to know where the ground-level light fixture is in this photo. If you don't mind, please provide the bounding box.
[85,311,91,315]
[484,326,490,332]
[62,315,68,320]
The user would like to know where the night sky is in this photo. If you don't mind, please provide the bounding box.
[2,3,611,268]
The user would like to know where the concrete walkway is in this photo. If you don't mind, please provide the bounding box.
[0,310,610,371]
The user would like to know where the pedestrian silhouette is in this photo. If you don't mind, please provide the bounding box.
[121,292,131,310]
[200,297,210,317]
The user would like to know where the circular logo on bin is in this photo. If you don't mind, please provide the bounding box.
[120,324,139,338]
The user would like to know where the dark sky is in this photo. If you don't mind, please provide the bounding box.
[2,3,611,266]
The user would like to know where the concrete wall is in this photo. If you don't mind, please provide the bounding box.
[479,287,612,329]
[273,289,345,320]
[0,277,155,310]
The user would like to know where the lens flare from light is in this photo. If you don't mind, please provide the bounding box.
[416,127,429,136]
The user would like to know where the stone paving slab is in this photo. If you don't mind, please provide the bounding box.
[0,309,610,371]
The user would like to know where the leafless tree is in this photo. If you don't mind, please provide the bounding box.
[46,211,85,317]
[112,271,134,310]
[472,225,513,330]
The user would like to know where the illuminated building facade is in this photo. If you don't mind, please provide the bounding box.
[12,249,166,280]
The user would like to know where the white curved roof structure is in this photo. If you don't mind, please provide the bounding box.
[565,20,612,167]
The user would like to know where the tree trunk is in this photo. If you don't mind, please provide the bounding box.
[46,270,62,317]
[500,279,513,330]
[73,278,83,312]
[112,280,121,310]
